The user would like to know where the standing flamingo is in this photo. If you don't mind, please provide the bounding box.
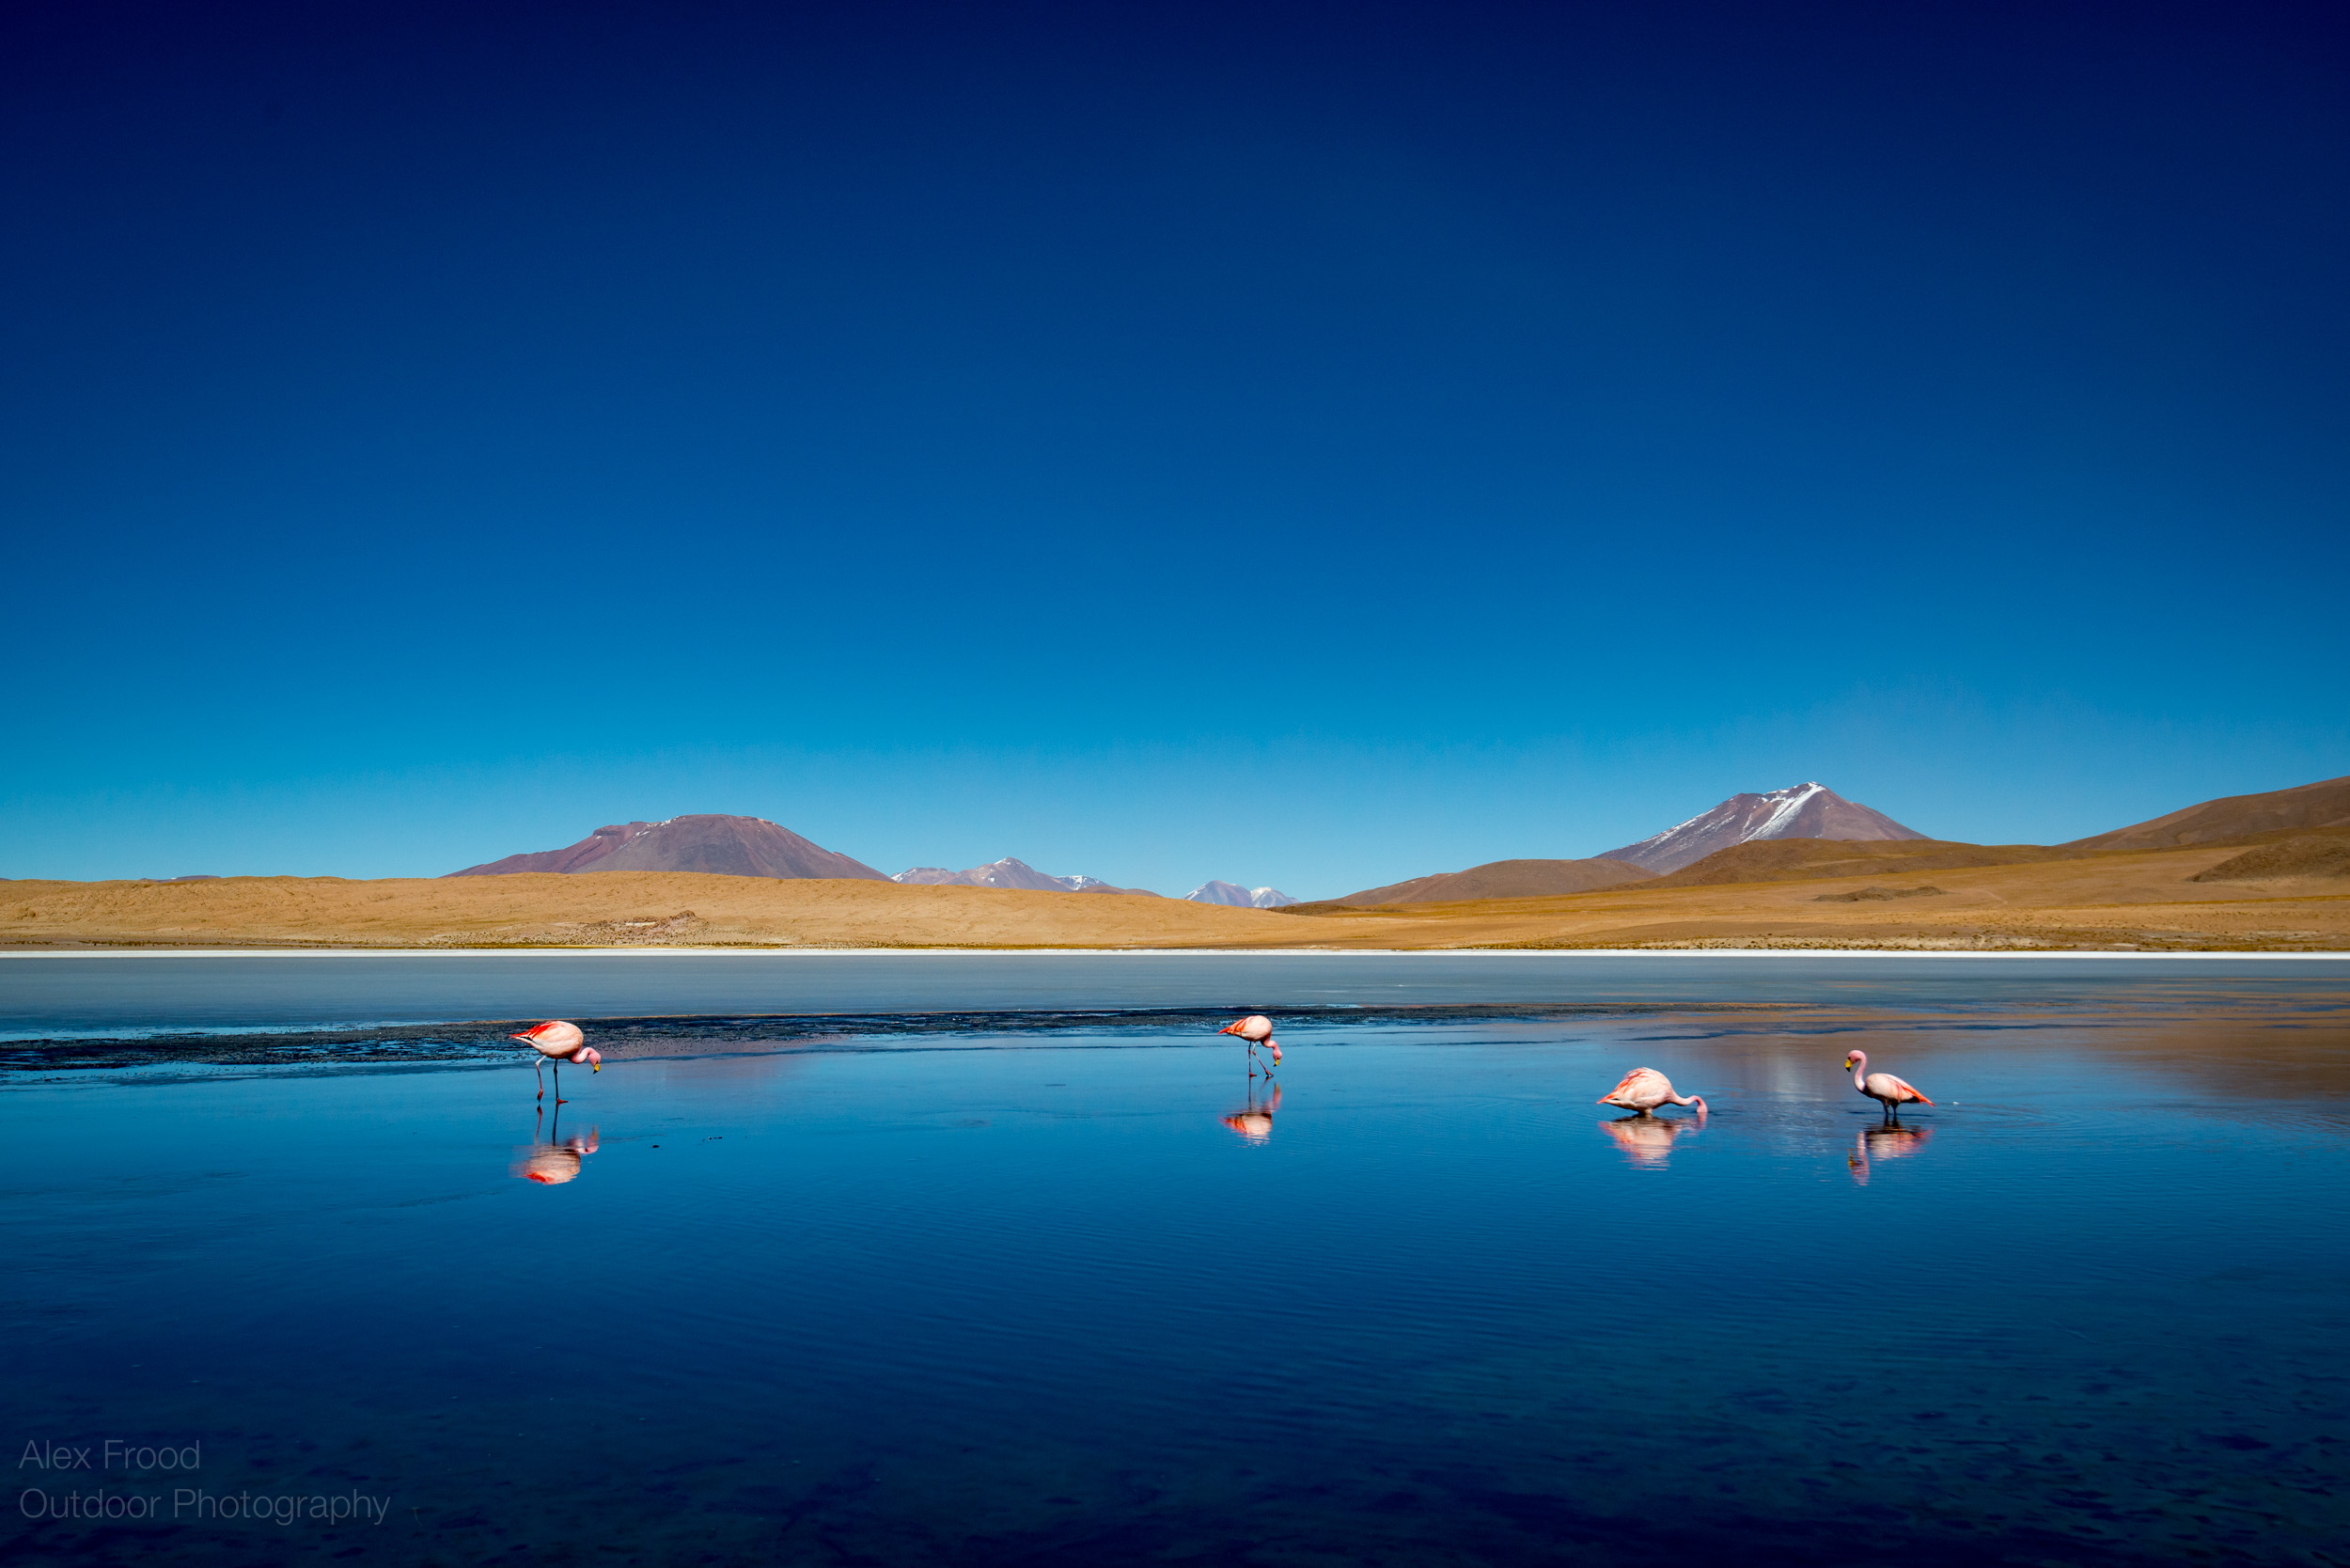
[1217,1014,1282,1076]
[512,1020,602,1103]
[1595,1067,1707,1117]
[1843,1049,1932,1121]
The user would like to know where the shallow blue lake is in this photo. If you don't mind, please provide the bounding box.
[4,954,2346,1565]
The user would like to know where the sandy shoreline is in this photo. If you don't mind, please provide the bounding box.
[5,946,2345,960]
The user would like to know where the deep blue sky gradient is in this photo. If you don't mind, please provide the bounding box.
[4,1,2346,894]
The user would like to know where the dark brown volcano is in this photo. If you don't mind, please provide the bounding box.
[447,815,888,881]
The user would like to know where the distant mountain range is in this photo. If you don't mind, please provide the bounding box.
[446,816,889,881]
[448,822,1285,901]
[1600,782,1927,873]
[1328,857,1653,907]
[433,776,2350,903]
[1304,774,2350,908]
[893,857,1157,896]
[1183,881,1297,909]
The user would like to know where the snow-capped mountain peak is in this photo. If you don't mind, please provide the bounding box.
[1600,783,1927,874]
[891,857,1157,896]
[1184,881,1298,908]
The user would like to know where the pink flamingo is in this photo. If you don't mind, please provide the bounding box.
[1843,1049,1932,1121]
[1595,1067,1707,1117]
[1218,1014,1282,1076]
[512,1020,601,1103]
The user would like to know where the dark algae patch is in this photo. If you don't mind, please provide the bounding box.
[1,1001,1794,1073]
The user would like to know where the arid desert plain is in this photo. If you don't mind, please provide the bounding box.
[6,830,2344,950]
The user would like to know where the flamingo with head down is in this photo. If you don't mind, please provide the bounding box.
[512,1020,601,1102]
[1595,1067,1707,1117]
[1218,1014,1281,1076]
[1844,1049,1932,1122]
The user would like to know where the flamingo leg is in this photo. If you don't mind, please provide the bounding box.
[554,1058,564,1105]
[534,1057,544,1100]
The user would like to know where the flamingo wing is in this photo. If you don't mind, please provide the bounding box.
[1596,1068,1657,1105]
[512,1020,584,1057]
[1872,1073,1933,1105]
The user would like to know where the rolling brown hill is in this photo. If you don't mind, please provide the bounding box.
[449,815,887,881]
[1637,838,2077,888]
[2065,775,2350,852]
[1330,857,1655,907]
[2188,833,2350,884]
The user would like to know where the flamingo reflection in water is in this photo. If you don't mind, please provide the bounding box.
[1600,1109,1703,1168]
[1221,1081,1282,1143]
[1847,1122,1931,1185]
[514,1103,601,1185]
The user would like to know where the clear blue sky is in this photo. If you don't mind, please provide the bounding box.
[4,1,2345,897]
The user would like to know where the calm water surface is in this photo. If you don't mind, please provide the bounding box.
[4,955,2346,1565]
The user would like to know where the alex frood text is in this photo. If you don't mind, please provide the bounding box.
[20,1440,200,1472]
